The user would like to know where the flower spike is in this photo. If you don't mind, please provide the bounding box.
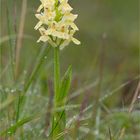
[35,0,80,49]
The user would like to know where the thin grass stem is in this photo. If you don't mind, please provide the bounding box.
[15,44,50,122]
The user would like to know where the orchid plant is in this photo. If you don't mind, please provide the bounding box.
[35,0,80,139]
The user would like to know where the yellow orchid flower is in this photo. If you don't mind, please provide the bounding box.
[58,0,73,14]
[37,0,55,12]
[35,0,81,49]
[60,30,80,49]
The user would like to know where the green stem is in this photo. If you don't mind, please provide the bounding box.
[52,46,62,139]
[54,46,60,101]
[55,0,59,6]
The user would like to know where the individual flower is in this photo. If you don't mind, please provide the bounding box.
[35,0,80,49]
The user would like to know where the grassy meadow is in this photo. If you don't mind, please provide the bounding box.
[0,0,139,140]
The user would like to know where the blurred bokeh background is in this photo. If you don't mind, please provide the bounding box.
[1,0,139,82]
[1,0,139,103]
[0,0,139,139]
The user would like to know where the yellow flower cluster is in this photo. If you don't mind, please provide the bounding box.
[35,0,80,49]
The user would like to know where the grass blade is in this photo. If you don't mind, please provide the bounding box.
[57,65,72,104]
[15,44,50,121]
[0,115,36,136]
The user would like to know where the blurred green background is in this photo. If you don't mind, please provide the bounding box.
[0,0,139,139]
[1,0,139,82]
[1,0,139,103]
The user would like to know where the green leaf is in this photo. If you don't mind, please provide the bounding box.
[51,66,72,140]
[56,65,72,105]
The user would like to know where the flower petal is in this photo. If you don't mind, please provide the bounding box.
[72,37,81,45]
